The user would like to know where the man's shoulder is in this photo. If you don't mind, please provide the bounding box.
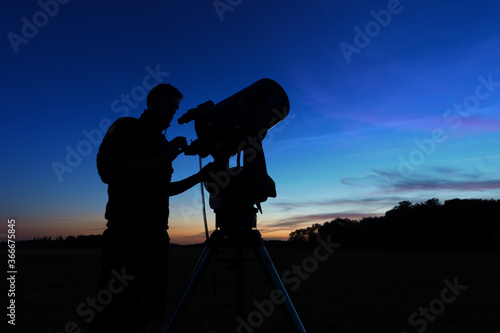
[113,116,139,127]
[106,116,139,135]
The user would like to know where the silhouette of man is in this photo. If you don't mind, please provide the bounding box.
[91,84,212,333]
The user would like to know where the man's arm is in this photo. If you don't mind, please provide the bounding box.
[169,162,214,196]
[169,173,204,196]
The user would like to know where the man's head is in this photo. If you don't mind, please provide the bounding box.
[146,84,183,130]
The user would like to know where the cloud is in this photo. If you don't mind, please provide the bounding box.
[260,212,381,235]
[453,113,500,134]
[271,196,403,211]
[389,178,500,192]
[342,166,500,195]
[184,232,207,239]
[264,164,500,236]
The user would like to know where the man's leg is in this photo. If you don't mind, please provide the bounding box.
[90,229,145,333]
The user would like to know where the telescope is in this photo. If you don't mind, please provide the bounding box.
[179,78,290,160]
[178,78,290,221]
[164,79,306,333]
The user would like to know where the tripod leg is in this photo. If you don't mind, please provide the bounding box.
[233,236,246,317]
[251,230,307,333]
[161,230,221,333]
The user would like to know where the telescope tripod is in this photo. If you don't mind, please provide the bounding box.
[161,208,306,333]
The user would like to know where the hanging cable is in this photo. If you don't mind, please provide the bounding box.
[210,242,219,332]
[199,156,209,242]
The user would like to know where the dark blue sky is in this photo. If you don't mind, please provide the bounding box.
[2,0,500,243]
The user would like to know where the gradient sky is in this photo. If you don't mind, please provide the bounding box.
[2,0,500,244]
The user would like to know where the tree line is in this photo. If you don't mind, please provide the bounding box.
[289,198,500,251]
[20,235,103,248]
[6,198,499,250]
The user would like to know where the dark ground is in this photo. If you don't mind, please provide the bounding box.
[2,246,499,333]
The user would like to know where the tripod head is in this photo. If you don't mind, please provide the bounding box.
[206,140,276,231]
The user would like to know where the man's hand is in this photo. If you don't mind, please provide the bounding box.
[168,136,188,159]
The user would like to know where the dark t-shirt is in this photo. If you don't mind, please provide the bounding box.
[97,115,173,233]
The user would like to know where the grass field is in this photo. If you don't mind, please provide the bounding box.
[3,245,500,333]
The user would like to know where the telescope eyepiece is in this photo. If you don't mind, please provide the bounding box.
[178,100,214,124]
